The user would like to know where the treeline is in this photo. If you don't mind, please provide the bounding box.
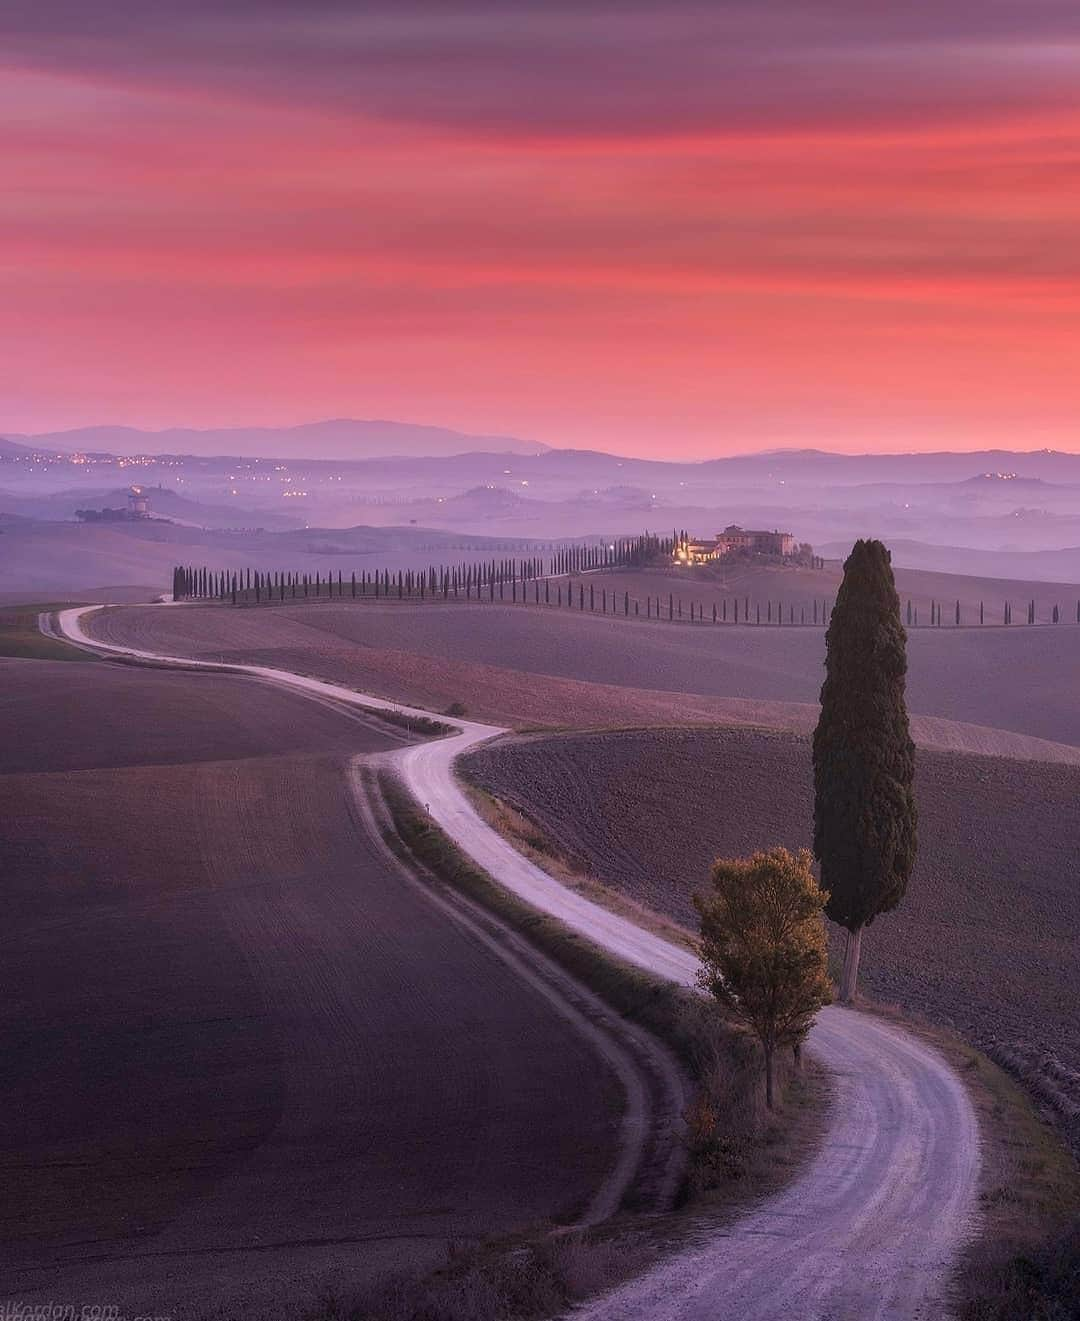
[172,534,669,605]
[906,597,1080,626]
[172,559,834,622]
[171,561,1080,628]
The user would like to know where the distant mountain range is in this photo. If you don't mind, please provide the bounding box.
[5,419,549,461]
[5,423,1080,482]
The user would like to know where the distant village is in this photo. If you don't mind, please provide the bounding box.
[673,525,813,565]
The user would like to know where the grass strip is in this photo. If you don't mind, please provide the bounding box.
[378,769,740,1088]
[1,608,98,662]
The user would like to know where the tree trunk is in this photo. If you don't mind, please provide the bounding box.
[840,925,864,1003]
[764,1045,775,1110]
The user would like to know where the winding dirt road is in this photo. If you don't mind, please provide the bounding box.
[56,606,982,1320]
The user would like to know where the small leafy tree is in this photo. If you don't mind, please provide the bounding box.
[694,847,832,1109]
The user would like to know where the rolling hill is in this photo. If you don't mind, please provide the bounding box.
[9,418,548,460]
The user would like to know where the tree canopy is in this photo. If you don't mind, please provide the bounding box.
[695,846,832,1108]
[813,538,917,1000]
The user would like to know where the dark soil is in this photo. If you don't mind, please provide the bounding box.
[0,656,398,773]
[0,661,626,1318]
[463,727,1080,1148]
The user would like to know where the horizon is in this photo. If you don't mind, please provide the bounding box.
[8,415,1080,464]
[7,4,1080,455]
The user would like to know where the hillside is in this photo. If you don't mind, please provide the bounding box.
[556,561,1080,624]
[6,434,1080,563]
[0,518,555,595]
[0,659,627,1316]
[85,598,1080,755]
[0,483,304,531]
[462,727,1080,1150]
[822,538,1080,584]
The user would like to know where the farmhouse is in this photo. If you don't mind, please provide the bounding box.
[76,486,154,523]
[674,525,799,563]
[675,538,725,564]
[718,525,797,557]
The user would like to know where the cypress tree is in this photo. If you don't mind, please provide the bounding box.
[813,539,917,1003]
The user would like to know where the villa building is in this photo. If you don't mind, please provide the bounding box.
[674,525,798,563]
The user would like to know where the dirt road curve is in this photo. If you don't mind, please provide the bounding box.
[58,607,982,1320]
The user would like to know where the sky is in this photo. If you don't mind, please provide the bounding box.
[5,2,1080,457]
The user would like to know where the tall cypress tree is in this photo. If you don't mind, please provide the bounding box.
[813,539,916,1002]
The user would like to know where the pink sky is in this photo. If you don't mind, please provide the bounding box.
[5,5,1080,457]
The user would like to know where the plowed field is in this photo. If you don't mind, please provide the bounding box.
[464,727,1080,1141]
[1,661,626,1318]
[86,601,1080,757]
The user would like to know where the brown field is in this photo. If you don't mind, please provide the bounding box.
[0,657,403,773]
[463,727,1080,1148]
[0,661,629,1317]
[87,599,1080,755]
[0,584,159,607]
[0,522,201,595]
[0,603,96,662]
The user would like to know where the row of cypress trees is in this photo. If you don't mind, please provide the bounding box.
[173,560,839,624]
[173,560,1080,633]
[171,535,671,603]
[906,597,1078,626]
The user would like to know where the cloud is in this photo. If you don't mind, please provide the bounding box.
[5,3,1080,137]
[5,3,1080,447]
